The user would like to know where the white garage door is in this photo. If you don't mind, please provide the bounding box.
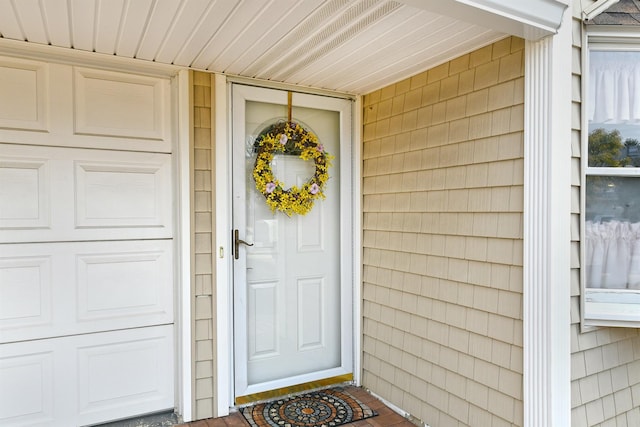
[0,57,176,427]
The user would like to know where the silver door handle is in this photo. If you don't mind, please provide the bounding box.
[234,229,254,260]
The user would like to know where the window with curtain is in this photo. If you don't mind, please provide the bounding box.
[584,41,640,327]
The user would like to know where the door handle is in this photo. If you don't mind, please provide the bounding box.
[234,229,254,260]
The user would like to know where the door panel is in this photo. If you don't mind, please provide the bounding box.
[0,325,174,427]
[0,144,173,243]
[232,85,352,400]
[0,240,174,343]
[0,58,176,427]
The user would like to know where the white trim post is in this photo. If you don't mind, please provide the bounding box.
[177,68,193,422]
[214,72,232,418]
[523,4,572,426]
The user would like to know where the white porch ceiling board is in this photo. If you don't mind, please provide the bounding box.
[13,0,49,45]
[293,11,501,93]
[41,0,72,48]
[0,0,509,95]
[237,0,358,78]
[173,0,243,68]
[258,0,402,82]
[288,8,447,89]
[154,0,213,64]
[135,0,182,61]
[0,0,24,40]
[187,0,282,70]
[340,25,502,93]
[116,0,155,57]
[70,0,97,52]
[217,0,325,74]
[94,0,125,54]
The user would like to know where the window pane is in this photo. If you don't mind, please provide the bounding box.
[588,50,640,167]
[585,176,640,289]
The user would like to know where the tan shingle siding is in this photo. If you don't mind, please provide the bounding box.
[569,3,640,425]
[192,71,214,420]
[362,36,524,426]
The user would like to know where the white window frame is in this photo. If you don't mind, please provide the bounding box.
[582,27,640,328]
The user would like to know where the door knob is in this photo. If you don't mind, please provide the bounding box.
[234,229,254,260]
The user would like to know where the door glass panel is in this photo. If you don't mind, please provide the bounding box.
[242,100,341,385]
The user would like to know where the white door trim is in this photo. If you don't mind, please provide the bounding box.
[214,73,232,417]
[213,75,361,416]
[176,69,193,422]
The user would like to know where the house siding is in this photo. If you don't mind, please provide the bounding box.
[192,71,215,420]
[569,4,640,427]
[361,37,525,427]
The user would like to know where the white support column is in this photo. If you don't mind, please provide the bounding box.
[523,4,572,426]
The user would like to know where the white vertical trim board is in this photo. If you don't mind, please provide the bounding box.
[214,72,232,418]
[523,4,572,426]
[177,69,193,422]
[352,96,363,386]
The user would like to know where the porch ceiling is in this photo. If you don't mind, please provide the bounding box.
[0,0,564,94]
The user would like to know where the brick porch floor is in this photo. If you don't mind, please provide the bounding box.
[177,386,416,427]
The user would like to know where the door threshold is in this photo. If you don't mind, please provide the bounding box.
[235,373,354,406]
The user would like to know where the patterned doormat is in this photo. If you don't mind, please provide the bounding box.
[240,387,377,427]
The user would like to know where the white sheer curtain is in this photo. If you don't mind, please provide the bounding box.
[588,51,640,124]
[586,221,640,289]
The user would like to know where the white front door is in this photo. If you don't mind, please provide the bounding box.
[232,85,353,401]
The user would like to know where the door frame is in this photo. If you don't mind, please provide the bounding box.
[213,75,362,416]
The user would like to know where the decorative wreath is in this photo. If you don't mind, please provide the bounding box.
[253,121,333,216]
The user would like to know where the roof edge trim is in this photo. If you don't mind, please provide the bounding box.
[582,0,621,22]
[397,0,568,40]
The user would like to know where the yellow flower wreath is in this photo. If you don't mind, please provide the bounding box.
[253,121,333,216]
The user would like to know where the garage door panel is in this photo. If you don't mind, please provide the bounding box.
[76,244,173,323]
[0,157,50,230]
[77,329,174,425]
[0,144,173,243]
[1,56,178,426]
[0,58,48,132]
[0,240,174,343]
[0,325,174,427]
[75,160,169,228]
[0,59,171,152]
[74,68,168,141]
[0,350,55,427]
[0,256,52,331]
